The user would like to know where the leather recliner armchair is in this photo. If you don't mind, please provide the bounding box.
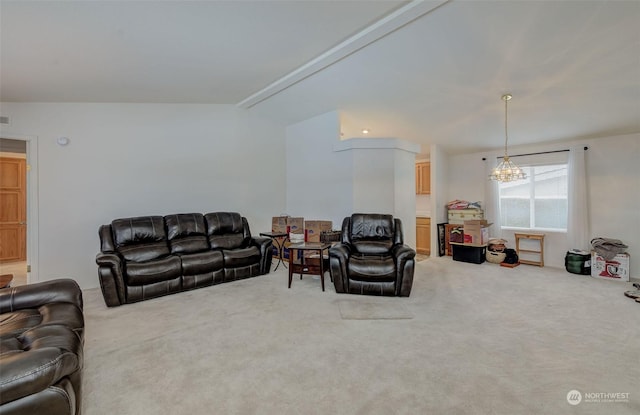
[329,213,416,296]
[0,279,84,415]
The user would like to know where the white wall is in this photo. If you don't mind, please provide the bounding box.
[394,148,418,248]
[587,134,640,271]
[0,103,286,289]
[352,149,395,212]
[446,133,640,277]
[430,144,450,255]
[285,111,352,226]
[286,111,419,246]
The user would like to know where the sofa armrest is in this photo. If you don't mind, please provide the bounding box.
[251,236,273,275]
[0,346,81,405]
[96,253,126,307]
[392,244,416,296]
[329,243,352,293]
[392,244,416,262]
[0,279,82,314]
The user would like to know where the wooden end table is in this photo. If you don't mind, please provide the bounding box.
[0,274,14,289]
[514,232,545,267]
[287,242,331,291]
[260,232,288,271]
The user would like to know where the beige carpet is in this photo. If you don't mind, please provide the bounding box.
[82,257,640,415]
[338,298,413,320]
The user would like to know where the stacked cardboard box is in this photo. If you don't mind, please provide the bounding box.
[271,216,335,264]
[303,220,332,264]
[463,220,492,245]
[271,216,304,260]
[305,220,332,243]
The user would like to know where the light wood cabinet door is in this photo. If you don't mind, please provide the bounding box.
[416,217,430,255]
[415,162,430,194]
[0,157,27,262]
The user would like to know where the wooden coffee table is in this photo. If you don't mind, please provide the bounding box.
[287,242,331,291]
[0,274,14,289]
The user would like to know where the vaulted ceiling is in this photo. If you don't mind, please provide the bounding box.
[2,0,639,154]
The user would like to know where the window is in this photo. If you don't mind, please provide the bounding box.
[499,164,568,231]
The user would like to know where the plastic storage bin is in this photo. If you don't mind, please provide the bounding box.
[451,243,486,264]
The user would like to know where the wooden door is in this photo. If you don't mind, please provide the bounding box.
[0,157,27,262]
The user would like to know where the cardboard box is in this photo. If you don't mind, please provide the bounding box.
[271,216,288,233]
[271,216,289,257]
[286,217,304,235]
[271,216,303,259]
[591,252,630,281]
[305,220,332,242]
[303,253,330,266]
[463,220,492,245]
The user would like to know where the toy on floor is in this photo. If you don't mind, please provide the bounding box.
[624,283,640,303]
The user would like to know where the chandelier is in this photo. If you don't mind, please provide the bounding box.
[489,94,526,182]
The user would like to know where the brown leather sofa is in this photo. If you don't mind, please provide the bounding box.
[0,279,84,415]
[329,213,416,296]
[96,212,273,307]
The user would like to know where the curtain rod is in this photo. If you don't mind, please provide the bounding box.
[482,146,588,161]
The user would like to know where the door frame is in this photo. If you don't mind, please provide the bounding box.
[0,133,38,283]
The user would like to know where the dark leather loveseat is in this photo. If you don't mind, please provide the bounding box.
[96,212,272,307]
[0,279,84,415]
[329,213,416,296]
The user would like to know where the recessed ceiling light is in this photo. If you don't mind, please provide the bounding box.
[362,129,370,134]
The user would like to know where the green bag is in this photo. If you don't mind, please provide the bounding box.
[565,250,591,275]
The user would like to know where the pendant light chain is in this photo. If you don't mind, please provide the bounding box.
[504,95,509,158]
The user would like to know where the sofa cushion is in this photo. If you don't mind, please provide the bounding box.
[347,255,396,282]
[112,216,170,262]
[180,251,224,276]
[165,213,209,254]
[223,247,261,268]
[0,310,42,339]
[205,212,246,250]
[0,279,84,414]
[125,256,182,285]
[0,325,82,405]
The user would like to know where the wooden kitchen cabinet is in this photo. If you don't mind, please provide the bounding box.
[416,217,431,255]
[416,162,430,194]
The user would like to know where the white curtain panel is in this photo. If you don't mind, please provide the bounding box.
[484,154,502,237]
[567,146,589,251]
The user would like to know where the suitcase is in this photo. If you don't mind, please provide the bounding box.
[565,250,591,275]
[447,209,484,224]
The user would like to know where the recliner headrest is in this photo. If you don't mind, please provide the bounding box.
[350,213,394,241]
[112,216,167,247]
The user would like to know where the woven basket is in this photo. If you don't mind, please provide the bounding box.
[320,231,341,244]
[486,251,506,264]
